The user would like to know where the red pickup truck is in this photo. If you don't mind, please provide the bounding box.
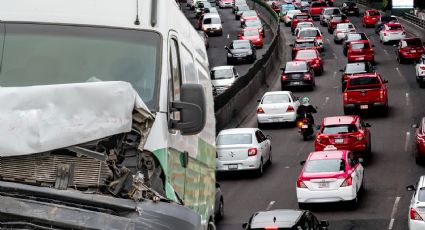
[309,1,328,20]
[343,73,388,114]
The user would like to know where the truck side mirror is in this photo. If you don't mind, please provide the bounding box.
[242,223,248,229]
[169,84,206,135]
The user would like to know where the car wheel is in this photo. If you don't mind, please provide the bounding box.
[397,56,404,64]
[227,59,232,65]
[349,195,359,209]
[256,159,264,177]
[416,155,423,164]
[420,81,425,88]
[367,138,372,155]
[298,203,308,210]
[257,122,264,129]
[216,198,224,221]
[343,108,350,115]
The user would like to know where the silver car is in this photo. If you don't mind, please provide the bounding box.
[319,7,341,26]
[333,23,356,44]
[210,66,239,95]
[216,128,272,176]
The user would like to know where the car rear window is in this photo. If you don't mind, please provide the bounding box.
[285,62,308,72]
[304,159,346,173]
[322,124,358,134]
[347,33,366,41]
[232,41,251,49]
[243,30,259,36]
[418,188,425,202]
[345,63,368,74]
[351,43,370,50]
[295,41,315,48]
[368,11,379,16]
[262,94,291,104]
[243,11,257,16]
[349,77,381,86]
[217,133,252,145]
[211,69,233,80]
[245,20,261,27]
[405,39,422,46]
[388,25,402,30]
[312,2,327,7]
[295,50,317,59]
[337,23,354,30]
[299,29,320,37]
[204,17,221,24]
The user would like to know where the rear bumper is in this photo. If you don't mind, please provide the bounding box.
[348,54,374,62]
[216,157,261,172]
[363,18,378,26]
[257,112,297,123]
[296,186,356,203]
[344,101,387,109]
[315,141,367,154]
[409,219,425,230]
[382,34,406,42]
[281,80,314,88]
[400,52,423,59]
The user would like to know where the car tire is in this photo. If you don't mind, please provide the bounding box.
[349,195,359,209]
[216,198,224,221]
[360,174,366,193]
[298,203,308,210]
[257,122,264,129]
[256,159,264,177]
[343,108,350,115]
[420,81,425,88]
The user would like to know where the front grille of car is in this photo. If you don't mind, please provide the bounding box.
[0,153,112,188]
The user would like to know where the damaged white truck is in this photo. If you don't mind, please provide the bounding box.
[0,0,216,229]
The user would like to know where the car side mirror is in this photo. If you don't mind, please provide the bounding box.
[339,69,344,72]
[406,185,416,191]
[281,66,286,71]
[242,223,248,229]
[319,220,329,227]
[300,160,306,166]
[235,74,239,78]
[169,84,206,135]
[365,123,371,127]
[257,98,261,102]
[266,135,273,140]
[224,46,229,50]
[383,79,389,83]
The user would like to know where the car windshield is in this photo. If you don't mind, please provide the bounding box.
[232,41,251,49]
[245,20,261,27]
[296,50,317,59]
[368,11,379,16]
[405,39,422,46]
[299,29,320,37]
[346,63,369,74]
[304,159,346,173]
[204,17,221,24]
[211,69,233,80]
[285,62,308,73]
[349,77,381,86]
[243,11,257,16]
[418,188,425,202]
[243,30,259,36]
[217,133,252,145]
[0,23,161,111]
[388,25,402,30]
[295,41,315,48]
[312,2,327,7]
[347,33,366,41]
[262,94,291,104]
[322,124,358,134]
[351,43,370,50]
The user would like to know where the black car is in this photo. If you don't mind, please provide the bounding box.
[290,38,321,59]
[340,61,375,91]
[235,5,250,20]
[281,61,315,90]
[343,32,368,56]
[341,1,359,16]
[242,209,329,230]
[225,40,256,64]
[375,15,398,34]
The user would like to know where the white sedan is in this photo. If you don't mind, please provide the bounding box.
[415,54,425,88]
[282,10,301,26]
[294,22,314,36]
[257,91,300,127]
[333,23,356,44]
[407,176,425,230]
[379,23,406,44]
[216,128,272,176]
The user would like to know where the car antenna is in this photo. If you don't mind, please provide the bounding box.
[273,217,276,223]
[134,0,140,25]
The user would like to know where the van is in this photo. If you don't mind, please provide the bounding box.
[201,13,224,36]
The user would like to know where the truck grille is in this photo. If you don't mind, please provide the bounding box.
[0,154,112,188]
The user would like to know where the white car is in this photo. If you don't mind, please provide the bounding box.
[319,7,341,26]
[218,0,233,8]
[282,10,301,26]
[296,148,365,209]
[257,91,300,126]
[297,27,324,49]
[416,54,425,88]
[333,23,356,44]
[293,22,314,35]
[216,128,272,176]
[406,176,425,230]
[379,22,406,44]
[210,66,239,95]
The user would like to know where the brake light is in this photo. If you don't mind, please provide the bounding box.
[341,175,353,187]
[256,38,261,41]
[287,105,295,112]
[410,208,424,220]
[257,107,265,114]
[297,178,308,188]
[343,92,348,101]
[379,89,384,99]
[281,75,288,81]
[241,18,245,22]
[314,59,320,64]
[248,148,257,156]
[264,226,278,230]
[304,73,311,80]
[353,133,364,141]
[297,121,304,128]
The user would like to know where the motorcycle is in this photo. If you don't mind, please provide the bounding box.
[297,114,314,141]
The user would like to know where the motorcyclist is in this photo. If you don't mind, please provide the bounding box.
[297,97,317,124]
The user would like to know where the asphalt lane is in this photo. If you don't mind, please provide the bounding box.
[181,3,273,76]
[216,10,425,230]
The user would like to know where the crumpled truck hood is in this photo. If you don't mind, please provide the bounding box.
[0,81,154,157]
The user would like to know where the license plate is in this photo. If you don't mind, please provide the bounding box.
[302,125,308,128]
[319,182,329,188]
[411,50,416,53]
[335,138,343,143]
[237,57,243,60]
[293,81,301,85]
[357,57,364,60]
[349,11,354,13]
[228,164,238,170]
[360,105,369,109]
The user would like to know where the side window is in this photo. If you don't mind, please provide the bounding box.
[348,152,357,168]
[169,38,182,120]
[259,131,267,142]
[255,131,263,143]
[180,45,198,83]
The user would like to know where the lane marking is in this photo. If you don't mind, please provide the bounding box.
[322,97,330,106]
[406,93,409,106]
[384,49,390,56]
[388,196,401,229]
[333,71,337,79]
[227,33,230,39]
[266,201,275,211]
[395,67,402,77]
[405,131,411,152]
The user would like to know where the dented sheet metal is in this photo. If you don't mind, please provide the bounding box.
[0,81,151,156]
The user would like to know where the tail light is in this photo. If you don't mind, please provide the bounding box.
[353,133,364,141]
[304,73,311,80]
[420,66,425,70]
[240,18,245,22]
[417,135,425,143]
[257,107,265,114]
[297,178,308,188]
[410,208,424,220]
[344,19,349,23]
[379,89,384,99]
[343,92,348,101]
[314,59,320,64]
[341,175,353,187]
[256,38,261,41]
[248,148,257,156]
[264,226,278,230]
[287,105,295,112]
[297,121,304,128]
[384,32,387,36]
[281,75,288,81]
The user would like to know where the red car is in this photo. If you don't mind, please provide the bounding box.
[343,73,388,113]
[315,116,372,156]
[294,49,323,75]
[327,14,350,34]
[309,1,328,20]
[291,38,321,59]
[396,37,425,63]
[240,10,259,27]
[415,117,425,163]
[239,27,263,48]
[291,13,313,33]
[347,40,375,63]
[362,10,381,28]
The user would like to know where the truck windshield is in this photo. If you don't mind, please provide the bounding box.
[0,23,161,111]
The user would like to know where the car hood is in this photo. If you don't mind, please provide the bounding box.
[0,81,154,156]
[212,78,235,87]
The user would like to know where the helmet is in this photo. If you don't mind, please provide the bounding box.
[301,97,310,106]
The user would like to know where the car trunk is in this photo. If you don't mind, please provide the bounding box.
[217,144,252,161]
[262,103,291,115]
[318,133,360,146]
[302,172,346,191]
[346,86,383,103]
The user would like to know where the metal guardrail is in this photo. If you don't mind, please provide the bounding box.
[403,13,425,29]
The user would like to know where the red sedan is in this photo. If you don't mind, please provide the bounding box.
[415,117,425,163]
[291,13,313,33]
[239,27,263,48]
[396,37,425,63]
[294,49,323,75]
[347,40,375,63]
[315,116,372,157]
[362,10,381,28]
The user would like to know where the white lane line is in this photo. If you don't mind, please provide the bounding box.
[395,67,402,77]
[388,196,401,229]
[333,71,337,79]
[384,49,390,56]
[322,96,330,106]
[227,33,230,39]
[266,201,275,211]
[405,132,411,152]
[406,93,409,106]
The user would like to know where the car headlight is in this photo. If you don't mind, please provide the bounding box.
[227,53,233,57]
[247,50,253,55]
